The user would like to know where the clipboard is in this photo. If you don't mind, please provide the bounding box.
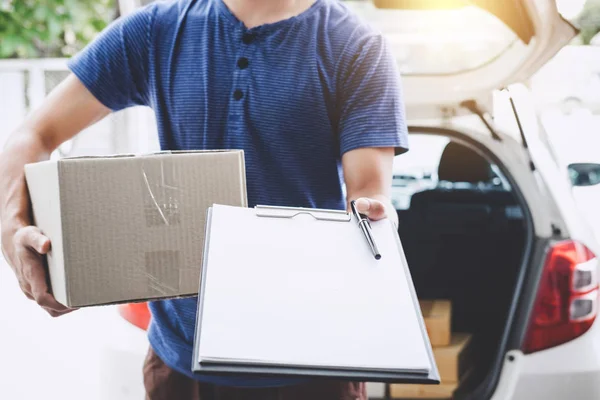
[192,204,440,384]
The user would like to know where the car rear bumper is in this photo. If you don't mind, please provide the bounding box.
[512,370,600,399]
[496,321,600,400]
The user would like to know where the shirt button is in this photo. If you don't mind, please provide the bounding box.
[242,32,255,44]
[237,57,249,69]
[233,89,244,101]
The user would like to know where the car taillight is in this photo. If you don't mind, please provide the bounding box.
[118,303,151,331]
[523,240,598,354]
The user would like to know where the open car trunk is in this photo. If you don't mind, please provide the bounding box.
[345,0,578,396]
[394,129,531,399]
[346,0,577,119]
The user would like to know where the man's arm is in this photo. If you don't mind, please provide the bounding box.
[1,4,157,316]
[342,147,398,226]
[336,32,408,221]
[0,75,111,316]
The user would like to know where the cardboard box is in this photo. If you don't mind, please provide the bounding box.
[420,300,452,347]
[366,382,386,398]
[390,382,456,399]
[434,333,471,383]
[389,333,472,398]
[25,150,247,307]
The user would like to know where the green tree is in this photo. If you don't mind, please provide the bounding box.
[578,0,600,44]
[0,0,116,59]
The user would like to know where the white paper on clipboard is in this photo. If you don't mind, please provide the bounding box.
[194,204,437,380]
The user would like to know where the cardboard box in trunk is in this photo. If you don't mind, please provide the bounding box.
[434,333,471,383]
[390,382,456,399]
[419,300,452,347]
[389,333,472,399]
[25,150,247,308]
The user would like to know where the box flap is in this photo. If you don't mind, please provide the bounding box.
[24,161,68,305]
[59,150,244,161]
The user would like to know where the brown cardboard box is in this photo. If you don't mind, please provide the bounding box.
[25,150,247,307]
[420,300,452,347]
[434,333,471,383]
[388,333,471,398]
[390,383,456,399]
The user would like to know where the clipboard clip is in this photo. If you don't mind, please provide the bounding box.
[255,205,351,222]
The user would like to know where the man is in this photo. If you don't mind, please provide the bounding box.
[0,0,408,398]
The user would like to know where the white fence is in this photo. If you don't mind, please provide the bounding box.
[0,58,159,156]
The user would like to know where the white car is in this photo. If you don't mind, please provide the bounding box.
[355,0,599,399]
[568,162,600,247]
[107,1,600,400]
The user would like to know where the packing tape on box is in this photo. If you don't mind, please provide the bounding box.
[141,157,182,226]
[141,157,182,296]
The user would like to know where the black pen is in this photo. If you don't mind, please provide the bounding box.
[350,200,381,260]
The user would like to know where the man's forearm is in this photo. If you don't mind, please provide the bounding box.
[1,75,111,237]
[341,147,396,226]
[0,132,52,235]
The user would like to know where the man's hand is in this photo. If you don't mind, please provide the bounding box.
[0,75,109,317]
[1,226,74,317]
[353,197,388,221]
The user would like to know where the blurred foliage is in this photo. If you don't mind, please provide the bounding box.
[2,0,600,60]
[0,0,117,59]
[578,0,600,44]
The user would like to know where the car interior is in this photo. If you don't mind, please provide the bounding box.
[395,134,528,394]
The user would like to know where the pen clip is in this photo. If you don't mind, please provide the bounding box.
[361,216,371,229]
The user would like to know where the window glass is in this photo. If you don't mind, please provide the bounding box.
[391,135,449,209]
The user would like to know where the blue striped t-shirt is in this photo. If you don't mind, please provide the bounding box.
[68,0,409,387]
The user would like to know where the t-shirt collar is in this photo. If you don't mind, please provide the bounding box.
[215,0,324,35]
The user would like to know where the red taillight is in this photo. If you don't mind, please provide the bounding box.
[523,240,598,354]
[118,302,151,331]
